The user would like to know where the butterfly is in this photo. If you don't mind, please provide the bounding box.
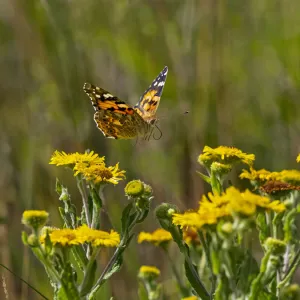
[83,66,168,140]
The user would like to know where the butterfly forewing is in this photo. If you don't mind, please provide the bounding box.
[83,83,149,139]
[134,66,168,123]
[83,66,168,140]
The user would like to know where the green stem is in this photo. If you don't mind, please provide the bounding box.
[278,248,300,289]
[79,248,100,294]
[163,248,190,297]
[185,254,210,300]
[248,249,272,300]
[88,212,141,298]
[198,231,216,297]
[76,176,91,227]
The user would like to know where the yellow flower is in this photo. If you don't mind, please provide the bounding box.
[48,228,81,246]
[198,146,255,168]
[138,265,160,280]
[173,211,219,229]
[76,225,120,247]
[138,229,172,246]
[73,162,125,185]
[49,150,104,167]
[228,187,286,214]
[279,170,300,184]
[240,168,278,183]
[172,187,286,229]
[296,154,300,163]
[241,168,300,185]
[22,210,49,230]
[182,296,198,300]
[41,225,120,247]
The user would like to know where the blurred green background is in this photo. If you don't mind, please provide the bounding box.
[1,0,300,299]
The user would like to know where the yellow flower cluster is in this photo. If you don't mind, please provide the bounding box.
[139,265,161,276]
[41,225,120,247]
[198,146,255,167]
[49,150,125,185]
[138,229,172,246]
[240,168,300,184]
[173,187,285,230]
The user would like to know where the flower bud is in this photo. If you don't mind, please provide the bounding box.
[125,180,144,197]
[22,210,49,232]
[264,238,286,255]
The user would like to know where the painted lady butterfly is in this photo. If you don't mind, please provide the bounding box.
[83,66,168,139]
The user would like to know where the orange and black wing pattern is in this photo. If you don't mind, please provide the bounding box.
[83,83,147,139]
[134,66,168,124]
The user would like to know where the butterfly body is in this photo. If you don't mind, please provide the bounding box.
[84,66,168,139]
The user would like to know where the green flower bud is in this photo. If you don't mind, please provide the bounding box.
[22,210,49,232]
[211,162,232,177]
[280,284,300,300]
[125,180,144,197]
[264,238,286,255]
[143,184,153,197]
[155,203,179,230]
[27,234,40,247]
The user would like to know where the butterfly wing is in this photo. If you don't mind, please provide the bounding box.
[134,66,168,124]
[83,83,148,139]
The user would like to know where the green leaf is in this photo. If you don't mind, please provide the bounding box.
[196,171,211,184]
[184,260,209,300]
[103,256,123,281]
[121,202,134,235]
[79,261,97,297]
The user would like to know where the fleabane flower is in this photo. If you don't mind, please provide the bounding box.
[198,146,255,168]
[76,225,120,247]
[49,150,104,167]
[138,229,172,246]
[73,162,125,185]
[138,265,160,280]
[22,210,49,231]
[40,225,120,247]
[240,168,300,185]
[172,187,285,230]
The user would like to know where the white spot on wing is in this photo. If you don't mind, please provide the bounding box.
[153,81,158,86]
[158,82,165,87]
[103,93,113,98]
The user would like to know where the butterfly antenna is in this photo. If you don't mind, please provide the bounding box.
[153,124,163,140]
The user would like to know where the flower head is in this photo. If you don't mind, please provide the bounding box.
[76,225,120,247]
[198,146,255,168]
[40,225,120,248]
[49,150,104,167]
[172,187,285,230]
[240,168,300,185]
[138,229,172,246]
[74,162,125,185]
[22,210,49,231]
[138,265,160,280]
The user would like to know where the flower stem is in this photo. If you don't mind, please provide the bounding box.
[163,248,190,297]
[76,176,91,227]
[198,231,216,297]
[278,248,300,289]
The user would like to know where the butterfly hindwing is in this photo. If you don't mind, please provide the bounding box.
[134,66,168,123]
[83,83,147,139]
[83,66,168,139]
